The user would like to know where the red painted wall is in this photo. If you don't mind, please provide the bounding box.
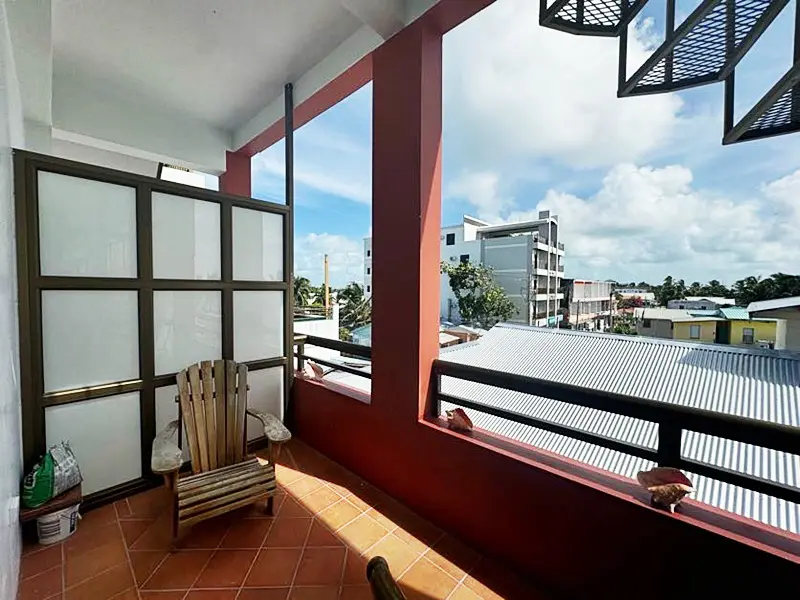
[218,150,251,196]
[293,379,799,598]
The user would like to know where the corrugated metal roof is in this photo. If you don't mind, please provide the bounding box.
[719,306,752,320]
[748,296,800,313]
[440,324,800,534]
[688,309,723,317]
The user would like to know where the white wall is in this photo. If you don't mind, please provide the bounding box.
[295,304,341,361]
[0,1,24,595]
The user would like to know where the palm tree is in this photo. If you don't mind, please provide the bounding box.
[293,276,313,307]
[337,282,371,329]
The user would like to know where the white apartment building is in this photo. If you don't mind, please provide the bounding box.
[364,212,565,327]
[564,279,613,331]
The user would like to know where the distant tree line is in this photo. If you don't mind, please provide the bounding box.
[609,273,800,307]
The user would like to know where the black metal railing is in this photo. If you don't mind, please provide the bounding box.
[295,334,372,379]
[431,359,800,505]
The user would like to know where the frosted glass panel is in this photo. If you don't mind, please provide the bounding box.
[154,291,222,375]
[152,192,221,279]
[246,368,284,441]
[234,291,283,362]
[38,171,137,277]
[232,207,283,281]
[45,393,141,495]
[155,385,190,462]
[42,290,139,393]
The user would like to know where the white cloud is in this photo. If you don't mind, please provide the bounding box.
[446,171,514,222]
[294,233,364,287]
[504,163,800,283]
[251,87,372,205]
[443,0,684,171]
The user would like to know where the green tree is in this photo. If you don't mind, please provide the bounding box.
[612,313,637,335]
[441,261,516,327]
[705,279,731,298]
[337,282,371,330]
[653,276,684,306]
[687,281,703,296]
[293,275,313,307]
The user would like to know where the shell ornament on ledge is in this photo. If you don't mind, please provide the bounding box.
[446,408,474,433]
[637,467,695,513]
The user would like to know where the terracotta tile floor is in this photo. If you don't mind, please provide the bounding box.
[19,440,549,600]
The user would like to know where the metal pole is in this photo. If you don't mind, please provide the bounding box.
[324,253,330,312]
[284,83,295,420]
[609,292,614,332]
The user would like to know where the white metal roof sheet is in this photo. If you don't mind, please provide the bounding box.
[440,324,800,534]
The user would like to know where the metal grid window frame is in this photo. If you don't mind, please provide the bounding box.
[14,150,292,507]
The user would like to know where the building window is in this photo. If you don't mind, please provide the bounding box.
[366,285,370,293]
[366,267,370,274]
[643,319,652,328]
[366,250,370,257]
[742,327,755,344]
[446,233,455,245]
[460,254,469,264]
[689,324,701,339]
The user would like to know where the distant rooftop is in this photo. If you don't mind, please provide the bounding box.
[748,296,800,313]
[636,307,722,322]
[684,296,736,305]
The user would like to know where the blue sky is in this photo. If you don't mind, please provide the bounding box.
[252,0,800,288]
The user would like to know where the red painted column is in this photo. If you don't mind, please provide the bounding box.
[371,20,443,424]
[219,150,251,196]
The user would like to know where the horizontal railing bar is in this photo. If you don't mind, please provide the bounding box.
[439,393,657,461]
[42,379,143,406]
[301,334,372,359]
[299,354,371,379]
[679,458,800,505]
[434,360,800,456]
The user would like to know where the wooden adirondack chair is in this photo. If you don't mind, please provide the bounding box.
[151,360,291,539]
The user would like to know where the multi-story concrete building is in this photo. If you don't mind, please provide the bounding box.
[364,212,565,327]
[562,279,613,331]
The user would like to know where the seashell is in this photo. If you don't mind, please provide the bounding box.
[446,408,474,433]
[637,467,694,513]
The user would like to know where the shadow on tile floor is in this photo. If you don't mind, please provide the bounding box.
[18,439,550,600]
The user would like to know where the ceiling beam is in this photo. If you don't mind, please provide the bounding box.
[52,67,230,174]
[342,0,405,40]
[234,26,381,154]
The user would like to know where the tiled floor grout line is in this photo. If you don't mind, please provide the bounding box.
[285,510,316,593]
[233,506,277,600]
[114,500,143,600]
[179,517,233,600]
[137,550,172,590]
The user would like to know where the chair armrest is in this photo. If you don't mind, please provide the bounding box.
[151,420,184,474]
[246,409,292,443]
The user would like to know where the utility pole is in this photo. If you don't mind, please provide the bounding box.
[324,254,330,312]
[609,291,614,332]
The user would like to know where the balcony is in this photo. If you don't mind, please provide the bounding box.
[20,439,544,599]
[5,2,800,599]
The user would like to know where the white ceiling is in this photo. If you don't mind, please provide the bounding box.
[7,0,437,172]
[52,0,362,131]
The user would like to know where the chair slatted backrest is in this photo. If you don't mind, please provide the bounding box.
[176,360,249,474]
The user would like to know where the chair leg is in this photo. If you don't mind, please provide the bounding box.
[265,495,274,516]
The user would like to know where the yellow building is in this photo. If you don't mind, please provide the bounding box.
[672,320,719,343]
[637,307,786,349]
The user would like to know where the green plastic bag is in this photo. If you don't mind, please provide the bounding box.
[22,452,55,509]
